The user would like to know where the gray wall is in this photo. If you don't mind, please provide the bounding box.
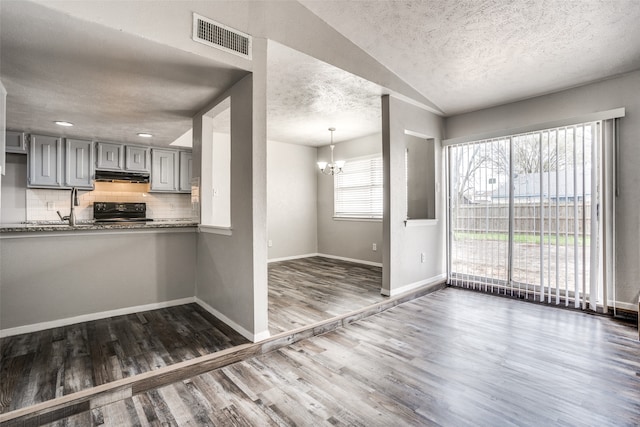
[445,70,640,308]
[382,96,446,295]
[194,63,269,341]
[267,140,317,260]
[0,154,26,223]
[406,135,436,220]
[317,133,383,264]
[0,230,197,329]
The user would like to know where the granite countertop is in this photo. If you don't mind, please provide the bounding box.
[0,219,199,233]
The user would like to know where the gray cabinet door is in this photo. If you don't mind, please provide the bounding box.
[96,142,124,170]
[6,130,27,154]
[29,134,62,187]
[179,151,192,193]
[151,149,179,192]
[66,139,94,189]
[126,146,151,172]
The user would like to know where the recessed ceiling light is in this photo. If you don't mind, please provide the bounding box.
[54,121,74,127]
[137,133,153,138]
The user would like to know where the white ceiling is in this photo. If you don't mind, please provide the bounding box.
[300,0,640,115]
[2,1,640,149]
[0,1,248,147]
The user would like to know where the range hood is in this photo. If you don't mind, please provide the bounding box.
[94,170,150,183]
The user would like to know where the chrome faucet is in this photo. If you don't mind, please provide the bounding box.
[57,187,79,226]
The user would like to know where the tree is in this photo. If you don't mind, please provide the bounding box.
[490,130,587,176]
[450,143,491,205]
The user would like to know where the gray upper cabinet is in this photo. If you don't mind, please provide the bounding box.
[125,145,151,172]
[29,134,62,188]
[150,148,179,192]
[179,151,192,193]
[29,135,95,189]
[97,142,151,173]
[65,139,94,189]
[6,130,27,154]
[96,142,125,170]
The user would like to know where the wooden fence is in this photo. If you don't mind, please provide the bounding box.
[452,203,591,235]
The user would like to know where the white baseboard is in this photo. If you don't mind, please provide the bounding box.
[0,297,196,338]
[316,253,383,268]
[195,297,270,343]
[268,253,319,263]
[268,252,383,268]
[608,301,639,312]
[381,273,447,297]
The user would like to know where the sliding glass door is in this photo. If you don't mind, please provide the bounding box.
[448,121,606,310]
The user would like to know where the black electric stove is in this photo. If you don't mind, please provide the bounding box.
[93,202,153,224]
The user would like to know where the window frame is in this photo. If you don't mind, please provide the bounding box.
[333,154,383,220]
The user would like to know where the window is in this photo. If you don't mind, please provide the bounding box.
[334,156,383,219]
[447,120,609,311]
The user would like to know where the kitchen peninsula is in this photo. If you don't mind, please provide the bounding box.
[0,219,199,337]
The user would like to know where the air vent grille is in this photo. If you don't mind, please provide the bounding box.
[192,13,252,59]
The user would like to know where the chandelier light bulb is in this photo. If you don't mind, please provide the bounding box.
[317,127,346,176]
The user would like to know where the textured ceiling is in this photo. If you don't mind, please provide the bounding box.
[300,0,640,115]
[267,41,382,146]
[0,2,382,148]
[3,0,639,149]
[0,1,248,147]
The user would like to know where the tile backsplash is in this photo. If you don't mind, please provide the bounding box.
[26,182,196,222]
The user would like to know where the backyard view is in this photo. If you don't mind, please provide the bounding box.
[449,124,595,304]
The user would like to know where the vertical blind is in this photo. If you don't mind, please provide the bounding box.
[447,120,616,312]
[334,156,383,219]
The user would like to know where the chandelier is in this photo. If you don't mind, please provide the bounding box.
[317,127,345,175]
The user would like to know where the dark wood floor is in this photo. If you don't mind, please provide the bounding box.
[0,256,383,414]
[44,288,640,426]
[0,304,249,414]
[268,256,384,334]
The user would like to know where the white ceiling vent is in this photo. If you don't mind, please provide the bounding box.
[192,13,252,60]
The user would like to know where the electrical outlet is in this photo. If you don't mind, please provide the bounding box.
[268,240,273,247]
[47,202,55,211]
[421,253,426,263]
[372,243,377,251]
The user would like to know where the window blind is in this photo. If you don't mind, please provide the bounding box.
[447,119,616,313]
[334,156,383,219]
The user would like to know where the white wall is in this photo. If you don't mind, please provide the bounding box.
[382,96,446,296]
[1,154,27,223]
[25,184,194,222]
[445,70,640,309]
[317,133,383,265]
[267,140,317,260]
[211,131,232,227]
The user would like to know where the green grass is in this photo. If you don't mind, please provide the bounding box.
[454,231,590,245]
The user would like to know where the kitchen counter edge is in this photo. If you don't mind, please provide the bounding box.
[0,221,199,233]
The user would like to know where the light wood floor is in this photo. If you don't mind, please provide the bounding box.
[0,256,383,414]
[43,287,640,426]
[268,256,383,334]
